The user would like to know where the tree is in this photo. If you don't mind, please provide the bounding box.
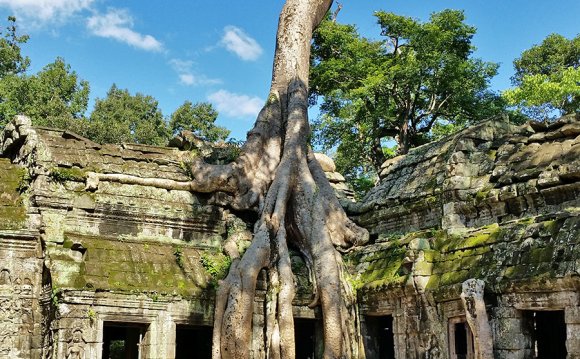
[0,57,90,130]
[169,101,230,142]
[504,33,580,120]
[87,84,170,145]
[86,1,367,357]
[310,10,501,180]
[0,16,29,79]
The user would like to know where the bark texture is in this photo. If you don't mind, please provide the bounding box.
[208,1,368,358]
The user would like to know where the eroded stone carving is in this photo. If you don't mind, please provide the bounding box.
[66,328,85,359]
[461,279,493,359]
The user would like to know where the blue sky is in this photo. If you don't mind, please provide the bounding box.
[1,0,578,140]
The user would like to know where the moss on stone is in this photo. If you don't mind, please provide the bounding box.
[49,167,88,182]
[49,235,212,297]
[0,160,27,229]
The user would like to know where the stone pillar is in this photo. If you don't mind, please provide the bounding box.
[490,307,531,359]
[393,308,406,359]
[145,313,176,359]
[565,307,580,359]
[461,279,493,359]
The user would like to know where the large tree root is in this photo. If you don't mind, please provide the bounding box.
[211,74,368,358]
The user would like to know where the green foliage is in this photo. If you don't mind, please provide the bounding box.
[504,33,580,120]
[51,286,61,308]
[87,84,170,145]
[173,246,184,269]
[86,307,96,323]
[0,57,90,128]
[109,340,125,359]
[0,16,235,148]
[0,16,29,78]
[169,101,230,142]
[310,9,502,191]
[200,252,232,287]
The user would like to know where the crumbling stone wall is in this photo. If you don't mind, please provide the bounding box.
[347,114,580,359]
[1,116,342,358]
[1,114,579,358]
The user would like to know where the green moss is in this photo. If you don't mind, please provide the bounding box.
[439,270,469,286]
[0,162,27,229]
[50,167,87,182]
[475,188,491,203]
[0,206,26,229]
[267,92,279,105]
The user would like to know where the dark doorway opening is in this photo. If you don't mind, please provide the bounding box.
[523,310,567,359]
[294,318,317,359]
[448,317,474,359]
[102,322,148,359]
[364,315,395,359]
[175,325,212,359]
[453,322,469,359]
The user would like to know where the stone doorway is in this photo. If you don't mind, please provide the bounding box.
[523,310,567,359]
[175,325,212,359]
[448,317,474,359]
[102,322,148,359]
[363,315,395,359]
[294,318,319,359]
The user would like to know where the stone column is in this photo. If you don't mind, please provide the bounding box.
[145,312,176,359]
[460,279,493,359]
[565,307,580,359]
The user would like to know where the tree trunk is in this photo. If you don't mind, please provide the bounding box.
[83,1,368,357]
[209,1,369,358]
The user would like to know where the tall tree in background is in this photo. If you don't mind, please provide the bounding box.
[310,10,501,187]
[169,101,230,142]
[0,57,90,130]
[88,84,169,145]
[504,33,580,120]
[0,16,30,128]
[0,16,29,78]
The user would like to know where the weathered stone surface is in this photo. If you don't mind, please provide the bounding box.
[1,114,579,358]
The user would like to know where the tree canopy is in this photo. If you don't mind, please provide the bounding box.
[87,84,169,145]
[0,17,229,146]
[169,101,230,142]
[0,57,90,130]
[503,33,580,120]
[0,16,29,79]
[310,10,502,194]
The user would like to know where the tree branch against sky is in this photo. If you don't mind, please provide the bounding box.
[503,33,580,120]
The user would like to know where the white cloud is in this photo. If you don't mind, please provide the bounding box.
[87,8,163,52]
[0,0,94,23]
[168,59,221,86]
[220,26,263,61]
[208,90,263,118]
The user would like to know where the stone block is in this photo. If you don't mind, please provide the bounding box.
[566,308,580,324]
[492,316,531,350]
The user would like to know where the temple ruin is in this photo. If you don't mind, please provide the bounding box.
[0,114,579,358]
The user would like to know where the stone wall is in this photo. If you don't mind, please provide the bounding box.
[1,114,579,358]
[347,114,580,359]
[0,117,232,358]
